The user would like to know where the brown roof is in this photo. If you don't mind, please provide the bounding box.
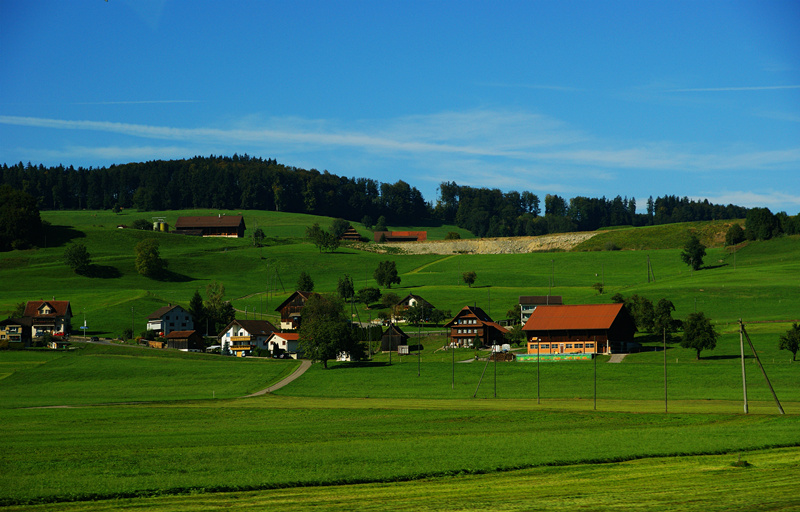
[522,303,626,331]
[175,215,244,229]
[24,301,72,318]
[147,304,186,320]
[220,319,278,337]
[165,330,199,339]
[445,306,508,333]
[274,291,317,312]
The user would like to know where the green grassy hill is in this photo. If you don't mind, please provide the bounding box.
[2,210,800,509]
[1,210,797,339]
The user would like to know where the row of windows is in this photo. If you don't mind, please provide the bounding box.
[456,328,479,334]
[529,343,596,349]
[458,318,478,325]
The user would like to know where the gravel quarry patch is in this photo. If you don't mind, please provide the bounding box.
[384,232,598,255]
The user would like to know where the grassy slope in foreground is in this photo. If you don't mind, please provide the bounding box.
[2,398,799,506]
[4,447,797,512]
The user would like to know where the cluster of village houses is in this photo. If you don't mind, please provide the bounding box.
[2,215,637,359]
[1,293,636,360]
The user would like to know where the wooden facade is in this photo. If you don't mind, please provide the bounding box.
[165,330,204,351]
[522,304,636,356]
[275,291,317,330]
[445,306,508,348]
[174,215,246,238]
[380,323,409,352]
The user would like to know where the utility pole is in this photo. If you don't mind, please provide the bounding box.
[664,327,668,414]
[740,319,749,414]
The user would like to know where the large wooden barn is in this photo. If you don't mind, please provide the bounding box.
[174,215,246,237]
[522,303,636,356]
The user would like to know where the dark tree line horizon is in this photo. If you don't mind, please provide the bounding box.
[2,155,789,239]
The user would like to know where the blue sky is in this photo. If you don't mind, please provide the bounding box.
[1,0,799,214]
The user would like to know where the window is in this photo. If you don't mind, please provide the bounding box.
[541,344,550,349]
[574,343,583,348]
[586,343,595,348]
[529,343,538,349]
[566,344,573,349]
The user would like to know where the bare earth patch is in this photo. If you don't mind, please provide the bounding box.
[382,232,598,255]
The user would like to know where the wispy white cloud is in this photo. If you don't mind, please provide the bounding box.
[669,85,800,92]
[2,112,799,212]
[70,100,201,105]
[479,82,584,92]
[699,190,800,211]
[3,113,799,176]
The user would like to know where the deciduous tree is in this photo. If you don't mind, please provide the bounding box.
[462,271,477,287]
[297,271,314,292]
[356,287,381,308]
[680,312,718,360]
[298,294,363,369]
[337,274,354,300]
[134,238,167,277]
[778,323,800,362]
[374,260,401,288]
[681,233,706,270]
[63,242,92,274]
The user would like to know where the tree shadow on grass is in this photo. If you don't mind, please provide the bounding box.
[326,361,391,369]
[79,264,122,279]
[42,224,85,248]
[150,269,193,283]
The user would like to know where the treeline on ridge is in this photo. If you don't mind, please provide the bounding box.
[3,155,794,239]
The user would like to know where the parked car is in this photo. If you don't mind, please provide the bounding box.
[90,336,99,342]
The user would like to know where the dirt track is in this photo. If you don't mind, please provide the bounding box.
[383,232,597,255]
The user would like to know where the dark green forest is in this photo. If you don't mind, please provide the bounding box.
[2,155,797,243]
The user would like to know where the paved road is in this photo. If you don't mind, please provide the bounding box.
[244,359,312,397]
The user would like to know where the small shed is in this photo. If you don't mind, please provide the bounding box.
[380,324,409,352]
[166,330,205,351]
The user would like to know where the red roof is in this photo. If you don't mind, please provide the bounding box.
[268,332,299,341]
[24,301,72,318]
[522,303,626,331]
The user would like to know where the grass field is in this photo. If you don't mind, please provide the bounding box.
[1,210,799,510]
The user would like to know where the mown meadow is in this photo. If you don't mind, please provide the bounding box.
[1,210,799,509]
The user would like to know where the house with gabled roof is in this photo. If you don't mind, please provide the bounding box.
[0,317,32,349]
[218,319,278,357]
[275,291,318,330]
[445,306,508,348]
[265,331,302,357]
[146,304,193,336]
[380,323,409,352]
[23,300,72,338]
[396,294,434,312]
[174,214,246,238]
[521,303,636,357]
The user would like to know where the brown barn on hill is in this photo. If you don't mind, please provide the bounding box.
[373,231,427,242]
[522,303,636,355]
[174,215,246,238]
